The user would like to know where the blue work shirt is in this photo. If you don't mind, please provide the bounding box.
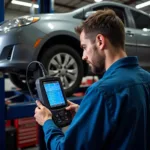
[43,56,150,150]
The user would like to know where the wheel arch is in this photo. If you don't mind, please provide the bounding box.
[36,34,88,76]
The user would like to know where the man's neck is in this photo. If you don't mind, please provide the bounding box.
[105,48,127,70]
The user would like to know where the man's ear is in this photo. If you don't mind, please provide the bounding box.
[96,34,105,50]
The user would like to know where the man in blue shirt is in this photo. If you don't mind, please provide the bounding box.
[34,9,150,150]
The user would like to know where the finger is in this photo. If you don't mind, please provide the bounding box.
[36,100,43,109]
[66,105,75,110]
[67,100,74,105]
[67,100,71,105]
[65,105,71,110]
[35,107,39,113]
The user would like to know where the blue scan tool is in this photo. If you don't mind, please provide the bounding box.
[36,76,72,127]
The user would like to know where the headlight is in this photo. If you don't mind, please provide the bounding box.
[0,16,40,32]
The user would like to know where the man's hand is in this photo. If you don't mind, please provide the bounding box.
[34,100,52,126]
[65,100,79,118]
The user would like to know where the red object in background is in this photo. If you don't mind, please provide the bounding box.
[5,120,11,127]
[14,117,38,149]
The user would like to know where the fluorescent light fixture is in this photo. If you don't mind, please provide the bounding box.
[94,0,102,2]
[136,1,150,9]
[11,0,39,8]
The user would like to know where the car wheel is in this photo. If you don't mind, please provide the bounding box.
[9,73,35,90]
[40,45,84,96]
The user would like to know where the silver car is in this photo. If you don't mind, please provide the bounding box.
[0,1,150,96]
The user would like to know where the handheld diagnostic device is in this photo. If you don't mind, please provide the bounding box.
[35,76,72,127]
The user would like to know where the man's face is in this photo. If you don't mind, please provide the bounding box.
[80,31,105,74]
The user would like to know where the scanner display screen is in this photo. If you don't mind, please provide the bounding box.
[43,81,66,107]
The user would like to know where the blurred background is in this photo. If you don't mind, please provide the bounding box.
[4,0,150,20]
[3,0,150,91]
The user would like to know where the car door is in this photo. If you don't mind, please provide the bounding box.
[90,4,137,57]
[130,9,150,71]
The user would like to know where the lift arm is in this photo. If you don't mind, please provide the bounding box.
[38,0,54,13]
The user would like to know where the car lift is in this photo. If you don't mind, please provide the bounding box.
[38,0,54,13]
[0,0,87,149]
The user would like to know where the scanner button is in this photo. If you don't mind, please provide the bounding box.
[65,117,69,121]
[55,114,59,118]
[57,118,61,121]
[59,111,65,116]
[57,120,62,123]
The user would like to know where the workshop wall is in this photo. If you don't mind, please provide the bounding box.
[5,9,28,20]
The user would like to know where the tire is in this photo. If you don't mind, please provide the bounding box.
[9,73,35,91]
[40,44,84,96]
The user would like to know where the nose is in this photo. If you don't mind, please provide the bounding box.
[82,51,88,61]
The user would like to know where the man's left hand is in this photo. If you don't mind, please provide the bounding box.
[34,100,52,126]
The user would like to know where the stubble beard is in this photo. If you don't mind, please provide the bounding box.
[90,44,105,75]
[90,57,105,75]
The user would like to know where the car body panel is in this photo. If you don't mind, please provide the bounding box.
[0,25,46,71]
[125,27,137,56]
[134,29,150,70]
[127,8,150,70]
[33,30,80,60]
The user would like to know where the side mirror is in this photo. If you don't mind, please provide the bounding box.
[85,11,96,18]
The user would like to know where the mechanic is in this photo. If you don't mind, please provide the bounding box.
[34,9,150,150]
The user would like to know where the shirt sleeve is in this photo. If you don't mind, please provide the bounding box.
[42,87,115,150]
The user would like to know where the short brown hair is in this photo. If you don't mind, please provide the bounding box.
[75,9,125,49]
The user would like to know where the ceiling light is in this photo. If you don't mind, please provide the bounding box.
[11,0,39,8]
[136,1,150,9]
[94,0,103,2]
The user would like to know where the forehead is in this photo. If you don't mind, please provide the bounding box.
[80,31,86,40]
[80,31,96,46]
[80,31,90,44]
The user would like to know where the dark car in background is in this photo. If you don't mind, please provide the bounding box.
[0,1,150,96]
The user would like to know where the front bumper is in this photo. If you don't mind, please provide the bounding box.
[0,60,29,73]
[0,43,35,72]
[0,28,37,72]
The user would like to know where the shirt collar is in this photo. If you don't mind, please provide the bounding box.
[103,56,139,78]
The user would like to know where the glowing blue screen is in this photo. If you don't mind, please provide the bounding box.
[43,81,66,107]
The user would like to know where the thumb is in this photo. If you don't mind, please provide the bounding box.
[36,100,43,109]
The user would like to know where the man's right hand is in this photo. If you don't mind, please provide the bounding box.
[65,100,79,118]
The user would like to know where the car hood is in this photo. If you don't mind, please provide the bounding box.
[28,12,77,21]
